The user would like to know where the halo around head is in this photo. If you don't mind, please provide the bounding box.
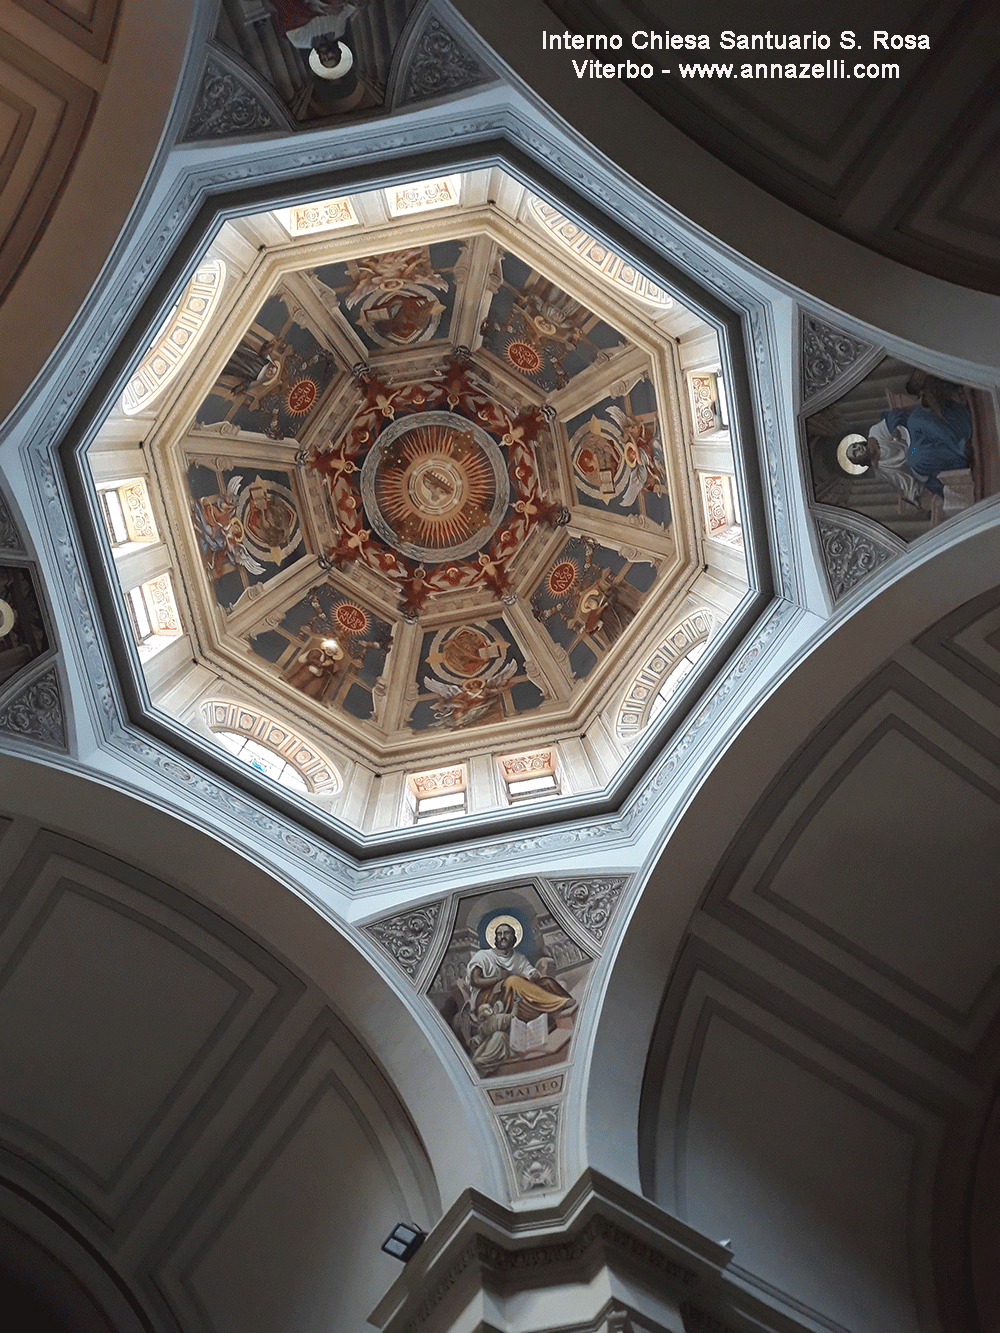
[838,432,869,475]
[309,41,354,80]
[485,914,523,947]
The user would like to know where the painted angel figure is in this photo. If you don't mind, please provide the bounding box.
[423,658,518,729]
[191,476,266,580]
[345,249,448,308]
[606,405,662,508]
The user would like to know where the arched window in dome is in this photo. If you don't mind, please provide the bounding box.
[121,261,226,415]
[201,701,341,797]
[527,195,672,307]
[616,610,714,739]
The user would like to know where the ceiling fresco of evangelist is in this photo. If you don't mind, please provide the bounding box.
[86,169,746,831]
[805,357,1000,544]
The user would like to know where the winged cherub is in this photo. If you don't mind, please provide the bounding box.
[422,658,518,729]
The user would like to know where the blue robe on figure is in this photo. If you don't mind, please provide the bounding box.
[883,402,972,497]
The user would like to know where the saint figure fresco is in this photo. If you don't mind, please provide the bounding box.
[429,887,593,1079]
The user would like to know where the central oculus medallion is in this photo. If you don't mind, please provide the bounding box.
[360,410,510,561]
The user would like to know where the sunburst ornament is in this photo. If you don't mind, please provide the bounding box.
[547,560,577,595]
[360,410,510,562]
[504,338,542,374]
[334,602,369,636]
[286,378,318,415]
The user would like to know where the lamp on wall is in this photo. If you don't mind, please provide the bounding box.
[381,1222,426,1262]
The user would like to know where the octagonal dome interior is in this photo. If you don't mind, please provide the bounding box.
[84,168,749,835]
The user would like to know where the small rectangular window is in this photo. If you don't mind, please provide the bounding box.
[406,764,468,826]
[125,574,182,654]
[98,479,158,548]
[715,373,730,428]
[415,790,467,823]
[100,489,130,546]
[126,585,153,642]
[497,748,560,804]
[507,774,559,799]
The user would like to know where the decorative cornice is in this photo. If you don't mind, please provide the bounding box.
[681,1303,741,1333]
[26,91,796,886]
[372,1170,739,1333]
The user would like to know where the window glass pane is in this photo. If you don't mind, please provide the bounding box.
[508,775,558,797]
[240,738,285,780]
[213,729,313,794]
[716,374,729,427]
[127,585,152,641]
[100,489,129,545]
[215,730,249,757]
[417,791,466,813]
[277,765,309,793]
[650,640,709,717]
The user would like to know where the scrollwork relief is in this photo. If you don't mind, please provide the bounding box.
[801,313,875,402]
[816,515,899,600]
[184,55,285,142]
[498,1103,560,1192]
[364,902,442,981]
[400,18,488,104]
[0,493,24,553]
[549,876,628,948]
[0,666,66,750]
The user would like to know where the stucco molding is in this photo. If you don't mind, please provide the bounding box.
[0,490,25,554]
[363,901,445,985]
[497,1102,562,1195]
[0,662,66,752]
[799,311,879,409]
[389,6,495,109]
[368,1169,837,1333]
[0,828,305,1236]
[547,875,628,949]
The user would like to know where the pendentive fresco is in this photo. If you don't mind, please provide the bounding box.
[805,356,1000,543]
[429,884,594,1080]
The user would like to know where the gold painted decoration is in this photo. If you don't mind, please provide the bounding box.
[360,411,510,561]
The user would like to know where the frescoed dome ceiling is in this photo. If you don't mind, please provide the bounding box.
[88,169,746,831]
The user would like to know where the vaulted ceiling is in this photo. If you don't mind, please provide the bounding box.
[84,169,745,829]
